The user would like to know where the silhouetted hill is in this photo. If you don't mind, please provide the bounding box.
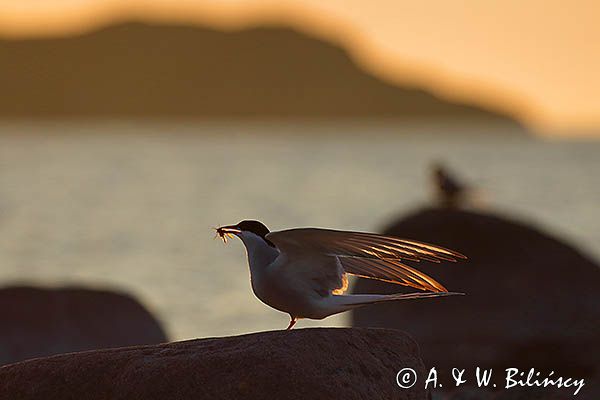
[0,22,520,124]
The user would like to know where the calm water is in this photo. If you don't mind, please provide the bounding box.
[0,121,599,340]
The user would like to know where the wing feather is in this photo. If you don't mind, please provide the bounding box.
[266,228,466,293]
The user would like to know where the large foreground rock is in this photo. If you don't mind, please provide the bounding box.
[352,208,600,398]
[0,328,426,400]
[0,286,168,365]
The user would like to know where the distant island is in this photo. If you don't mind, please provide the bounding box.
[0,22,520,126]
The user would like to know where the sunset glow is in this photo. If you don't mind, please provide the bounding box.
[1,0,599,136]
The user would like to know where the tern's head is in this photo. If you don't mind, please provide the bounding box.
[216,220,273,246]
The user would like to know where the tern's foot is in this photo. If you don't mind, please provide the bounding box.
[286,316,297,330]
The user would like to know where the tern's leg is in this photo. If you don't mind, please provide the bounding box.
[286,315,297,330]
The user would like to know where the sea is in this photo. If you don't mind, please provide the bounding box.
[0,120,598,340]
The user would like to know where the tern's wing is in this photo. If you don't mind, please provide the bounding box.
[266,228,466,293]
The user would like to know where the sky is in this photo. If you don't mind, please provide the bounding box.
[0,0,599,136]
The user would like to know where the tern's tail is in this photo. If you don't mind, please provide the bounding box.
[329,291,463,313]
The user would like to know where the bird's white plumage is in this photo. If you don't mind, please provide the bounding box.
[218,222,466,329]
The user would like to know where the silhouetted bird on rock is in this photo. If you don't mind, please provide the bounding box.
[431,161,470,208]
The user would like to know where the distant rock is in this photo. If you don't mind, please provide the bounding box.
[0,286,168,365]
[0,22,520,126]
[351,208,600,398]
[0,328,427,400]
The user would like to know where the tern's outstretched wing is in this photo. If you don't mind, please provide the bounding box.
[266,228,466,293]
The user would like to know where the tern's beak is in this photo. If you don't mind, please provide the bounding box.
[215,225,241,243]
[217,225,241,235]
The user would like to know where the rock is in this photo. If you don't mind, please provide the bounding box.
[351,208,600,398]
[0,286,168,365]
[0,328,427,400]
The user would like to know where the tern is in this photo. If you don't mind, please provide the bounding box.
[216,220,466,330]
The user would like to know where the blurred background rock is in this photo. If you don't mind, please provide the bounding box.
[0,286,167,365]
[352,206,600,398]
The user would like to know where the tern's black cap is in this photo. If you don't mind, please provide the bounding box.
[237,220,270,238]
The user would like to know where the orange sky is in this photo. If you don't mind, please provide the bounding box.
[1,0,599,136]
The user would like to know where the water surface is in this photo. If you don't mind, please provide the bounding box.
[0,121,598,339]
